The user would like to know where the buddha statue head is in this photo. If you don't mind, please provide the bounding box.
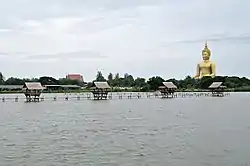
[202,41,211,61]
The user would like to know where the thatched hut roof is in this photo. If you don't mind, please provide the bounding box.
[208,82,226,89]
[92,82,111,89]
[23,82,44,90]
[162,82,178,89]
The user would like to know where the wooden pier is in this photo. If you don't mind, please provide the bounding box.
[0,81,233,103]
[90,81,111,100]
[22,82,44,102]
[0,91,232,103]
[208,82,227,97]
[158,82,178,98]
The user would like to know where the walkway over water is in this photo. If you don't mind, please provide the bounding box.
[0,92,231,103]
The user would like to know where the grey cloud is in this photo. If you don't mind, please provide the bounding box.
[0,0,164,31]
[42,0,166,11]
[0,0,165,22]
[160,34,250,47]
[1,0,250,80]
[80,0,166,11]
[0,52,9,56]
[22,50,107,61]
[69,18,135,35]
[0,51,31,58]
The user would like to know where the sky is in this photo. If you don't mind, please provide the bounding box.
[0,0,250,81]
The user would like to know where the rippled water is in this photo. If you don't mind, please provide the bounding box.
[0,93,250,165]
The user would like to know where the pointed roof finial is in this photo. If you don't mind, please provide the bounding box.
[202,40,211,56]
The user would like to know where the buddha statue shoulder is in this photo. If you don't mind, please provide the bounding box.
[194,41,216,79]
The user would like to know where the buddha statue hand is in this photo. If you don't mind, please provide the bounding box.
[210,74,215,78]
[193,75,199,79]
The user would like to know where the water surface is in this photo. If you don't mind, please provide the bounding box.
[0,93,250,165]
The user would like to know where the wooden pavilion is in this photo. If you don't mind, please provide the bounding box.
[158,82,178,98]
[22,82,44,102]
[91,81,111,100]
[208,82,227,97]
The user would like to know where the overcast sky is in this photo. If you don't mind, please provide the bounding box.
[0,0,249,81]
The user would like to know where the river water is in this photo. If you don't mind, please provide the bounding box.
[0,93,250,166]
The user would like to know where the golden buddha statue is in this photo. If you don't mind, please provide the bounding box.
[194,41,216,78]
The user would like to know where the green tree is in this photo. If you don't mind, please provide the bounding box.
[134,77,146,87]
[224,76,242,88]
[0,72,4,85]
[95,71,106,81]
[107,73,113,86]
[113,73,121,86]
[199,76,214,89]
[58,78,80,85]
[86,82,93,88]
[1,72,250,91]
[147,76,165,90]
[114,73,119,80]
[22,77,39,82]
[39,76,59,85]
[5,77,25,85]
[178,75,196,89]
[123,73,134,87]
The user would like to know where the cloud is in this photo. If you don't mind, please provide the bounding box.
[159,33,250,47]
[22,50,107,62]
[0,0,250,80]
[0,52,9,56]
[0,28,12,33]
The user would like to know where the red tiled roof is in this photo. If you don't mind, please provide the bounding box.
[66,74,84,82]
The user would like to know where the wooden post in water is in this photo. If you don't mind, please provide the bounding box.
[128,93,132,99]
[119,93,122,99]
[108,93,112,99]
[146,93,150,98]
[15,96,18,102]
[137,93,141,99]
[87,93,91,100]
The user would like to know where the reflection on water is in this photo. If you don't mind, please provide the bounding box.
[0,94,250,165]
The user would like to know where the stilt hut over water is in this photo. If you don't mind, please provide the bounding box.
[208,82,226,97]
[158,82,178,98]
[91,82,111,100]
[22,82,44,102]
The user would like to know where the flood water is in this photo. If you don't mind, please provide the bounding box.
[0,93,250,166]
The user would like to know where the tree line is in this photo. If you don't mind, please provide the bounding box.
[93,71,250,91]
[0,73,82,86]
[1,71,250,91]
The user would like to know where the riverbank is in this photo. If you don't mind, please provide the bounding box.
[0,87,249,94]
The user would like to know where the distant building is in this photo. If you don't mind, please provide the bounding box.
[66,74,84,82]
